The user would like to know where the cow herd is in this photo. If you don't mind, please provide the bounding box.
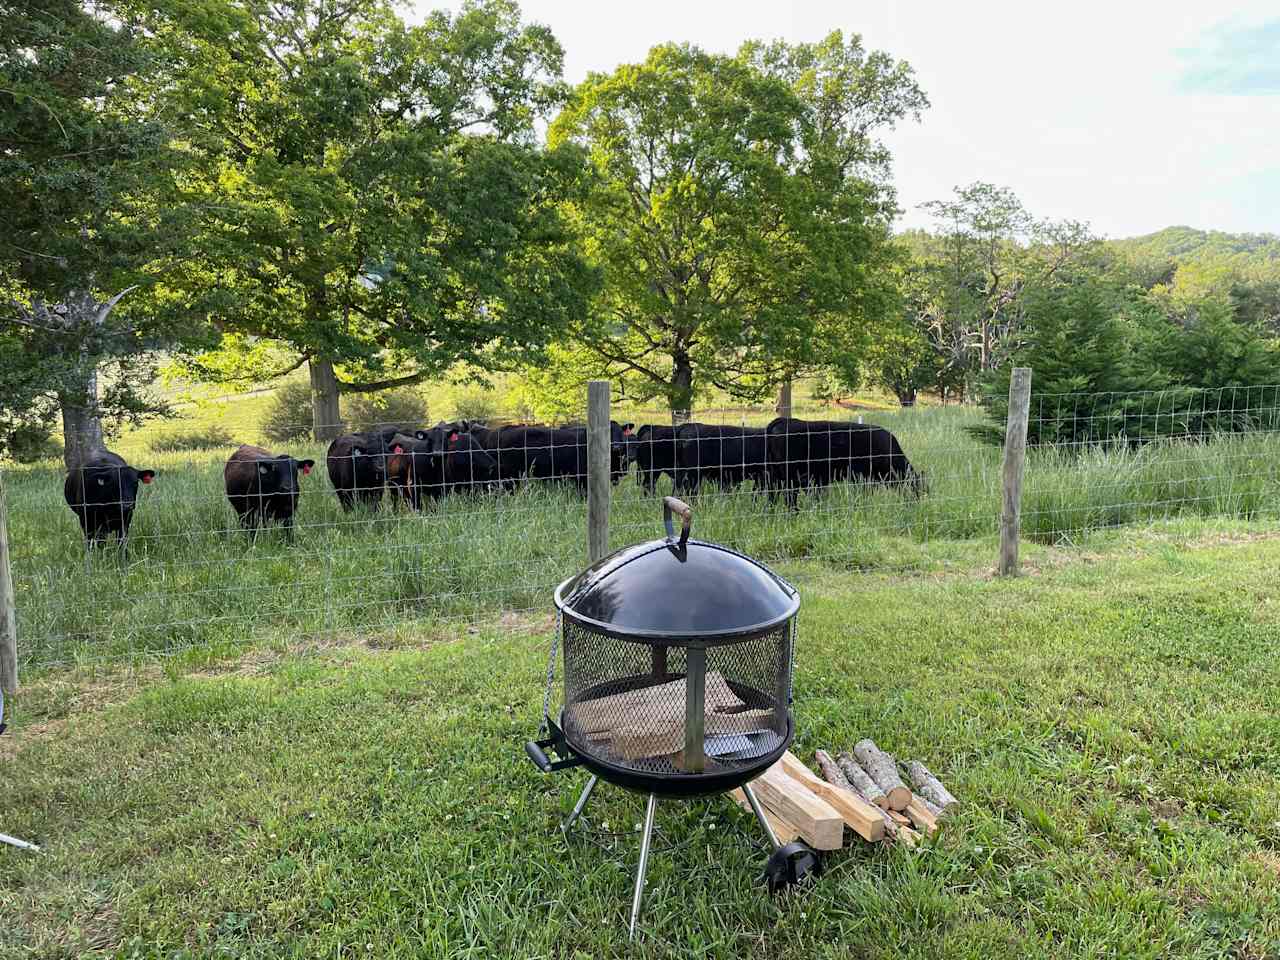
[59,416,922,548]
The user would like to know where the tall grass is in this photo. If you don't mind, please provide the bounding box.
[5,403,1280,669]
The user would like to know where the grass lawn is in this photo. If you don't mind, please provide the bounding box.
[3,530,1279,959]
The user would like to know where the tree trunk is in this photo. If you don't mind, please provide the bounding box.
[59,374,103,472]
[896,386,917,407]
[775,378,793,419]
[309,358,343,442]
[670,351,693,425]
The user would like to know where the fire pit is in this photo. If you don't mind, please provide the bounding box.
[526,497,820,937]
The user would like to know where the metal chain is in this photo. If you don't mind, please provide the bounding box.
[539,609,562,735]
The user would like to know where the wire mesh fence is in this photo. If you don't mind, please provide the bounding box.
[4,381,1280,674]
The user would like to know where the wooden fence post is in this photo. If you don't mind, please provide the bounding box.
[587,381,611,564]
[0,467,17,695]
[999,367,1033,576]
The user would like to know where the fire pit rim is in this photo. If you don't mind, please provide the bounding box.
[553,538,800,644]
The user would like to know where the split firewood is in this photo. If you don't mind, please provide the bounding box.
[728,788,802,845]
[751,764,845,850]
[568,671,744,736]
[919,795,944,817]
[906,760,958,812]
[613,708,776,761]
[783,751,884,843]
[852,739,912,811]
[814,750,914,845]
[886,809,911,827]
[904,795,939,835]
[836,752,887,809]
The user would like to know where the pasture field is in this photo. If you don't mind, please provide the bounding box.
[2,529,1279,959]
[6,403,1280,669]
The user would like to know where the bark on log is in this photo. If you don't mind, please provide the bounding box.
[906,760,958,811]
[852,739,911,810]
[817,751,908,843]
[836,751,887,809]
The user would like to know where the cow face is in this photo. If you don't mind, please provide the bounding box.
[352,443,386,482]
[257,456,314,496]
[75,463,155,509]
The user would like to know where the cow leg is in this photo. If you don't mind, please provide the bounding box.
[337,488,355,512]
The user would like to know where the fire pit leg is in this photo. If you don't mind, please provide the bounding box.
[561,775,598,835]
[628,793,659,941]
[740,782,781,851]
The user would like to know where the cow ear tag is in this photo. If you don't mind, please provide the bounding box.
[301,463,312,475]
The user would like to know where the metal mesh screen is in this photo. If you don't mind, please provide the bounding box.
[559,617,791,777]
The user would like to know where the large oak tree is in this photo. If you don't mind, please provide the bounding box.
[146,0,596,439]
[548,34,927,420]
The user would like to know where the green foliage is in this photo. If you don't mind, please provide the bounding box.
[260,381,319,445]
[862,318,940,406]
[976,277,1280,446]
[146,424,235,454]
[0,0,190,457]
[1,421,63,464]
[550,34,924,416]
[146,0,596,399]
[342,388,430,434]
[449,387,501,424]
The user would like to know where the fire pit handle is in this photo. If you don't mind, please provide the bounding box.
[663,496,693,547]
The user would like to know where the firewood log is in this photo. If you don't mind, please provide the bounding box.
[852,739,911,811]
[814,750,909,844]
[787,751,885,842]
[836,752,887,809]
[906,760,957,812]
[904,795,939,834]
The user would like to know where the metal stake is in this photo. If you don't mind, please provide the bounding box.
[740,782,781,851]
[561,775,598,835]
[0,833,40,852]
[628,793,659,941]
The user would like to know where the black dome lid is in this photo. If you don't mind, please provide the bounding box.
[555,537,799,641]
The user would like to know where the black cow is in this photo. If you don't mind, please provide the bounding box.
[387,429,498,508]
[224,444,316,534]
[764,417,921,504]
[674,423,771,493]
[478,422,632,491]
[326,432,392,511]
[624,424,680,492]
[63,451,156,549]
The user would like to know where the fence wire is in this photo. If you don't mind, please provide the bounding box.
[5,384,1280,672]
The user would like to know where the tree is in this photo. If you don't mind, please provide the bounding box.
[548,35,926,421]
[0,0,182,467]
[914,183,1095,395]
[145,0,595,439]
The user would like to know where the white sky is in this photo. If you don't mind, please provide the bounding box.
[415,1,1280,239]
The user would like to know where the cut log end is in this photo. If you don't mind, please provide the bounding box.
[853,739,912,812]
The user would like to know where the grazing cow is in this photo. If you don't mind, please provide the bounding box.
[326,432,392,511]
[764,417,921,503]
[224,444,315,534]
[63,451,156,548]
[476,422,631,491]
[625,424,680,493]
[674,423,771,493]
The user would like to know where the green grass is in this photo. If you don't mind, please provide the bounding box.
[2,534,1279,958]
[7,400,1280,669]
